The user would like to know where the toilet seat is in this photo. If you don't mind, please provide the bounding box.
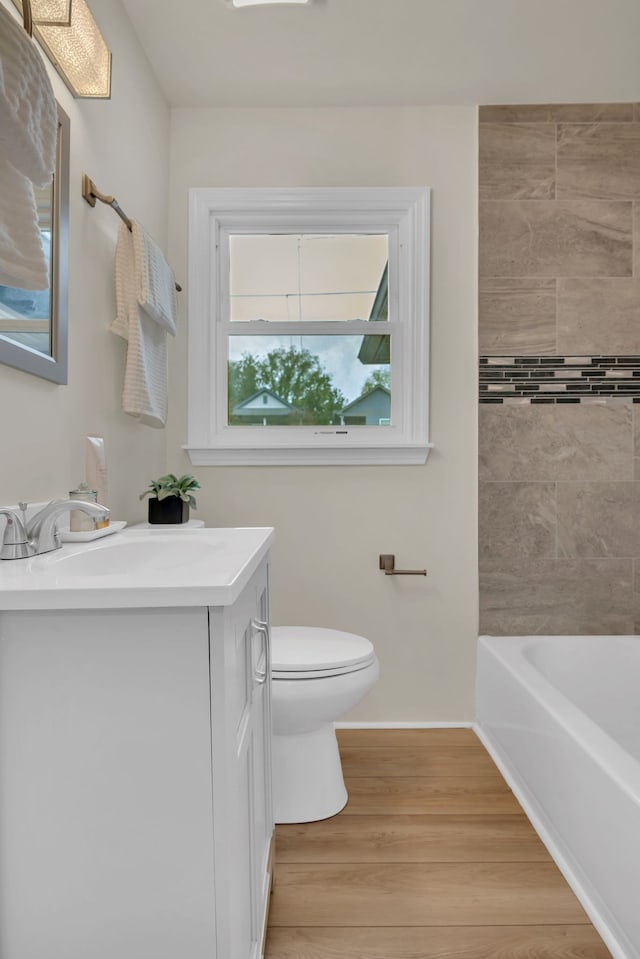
[271,626,376,680]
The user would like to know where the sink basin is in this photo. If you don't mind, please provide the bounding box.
[50,535,222,577]
[0,527,275,610]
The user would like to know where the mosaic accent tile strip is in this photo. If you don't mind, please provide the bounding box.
[479,356,640,403]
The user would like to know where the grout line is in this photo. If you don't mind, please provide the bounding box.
[633,402,637,480]
[555,480,560,561]
[554,121,558,203]
[269,923,595,929]
[633,200,636,280]
[335,722,474,729]
[273,864,553,869]
[267,923,596,930]
[479,275,633,280]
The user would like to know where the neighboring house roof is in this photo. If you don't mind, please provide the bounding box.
[232,387,296,416]
[358,262,389,365]
[341,384,390,415]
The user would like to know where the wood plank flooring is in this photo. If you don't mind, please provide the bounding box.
[265,728,613,959]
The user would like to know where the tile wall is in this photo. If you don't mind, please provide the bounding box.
[479,103,640,635]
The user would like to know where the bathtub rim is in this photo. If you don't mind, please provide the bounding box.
[478,634,640,806]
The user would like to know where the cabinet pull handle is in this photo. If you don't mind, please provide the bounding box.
[252,619,270,685]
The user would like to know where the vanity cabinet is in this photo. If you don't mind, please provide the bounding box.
[0,557,273,959]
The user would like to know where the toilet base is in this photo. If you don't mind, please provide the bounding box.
[272,723,347,823]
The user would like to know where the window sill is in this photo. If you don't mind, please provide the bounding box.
[184,444,433,467]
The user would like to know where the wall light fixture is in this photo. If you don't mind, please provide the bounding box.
[12,0,111,99]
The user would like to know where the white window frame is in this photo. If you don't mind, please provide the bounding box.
[185,186,431,466]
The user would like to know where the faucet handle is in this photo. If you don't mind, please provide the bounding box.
[0,509,36,560]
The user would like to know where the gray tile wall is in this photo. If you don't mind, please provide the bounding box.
[479,103,640,635]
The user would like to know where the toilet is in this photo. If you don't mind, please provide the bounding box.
[270,626,379,824]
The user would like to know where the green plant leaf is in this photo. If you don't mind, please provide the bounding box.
[139,473,199,508]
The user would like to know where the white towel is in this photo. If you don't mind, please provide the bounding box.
[0,153,49,291]
[131,220,178,336]
[112,223,168,429]
[0,3,57,188]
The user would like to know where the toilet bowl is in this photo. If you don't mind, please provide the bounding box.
[271,626,379,824]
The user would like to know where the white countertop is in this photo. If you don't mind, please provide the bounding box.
[0,527,275,610]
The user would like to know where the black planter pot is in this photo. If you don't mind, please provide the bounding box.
[148,496,190,525]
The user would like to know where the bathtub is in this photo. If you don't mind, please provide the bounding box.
[476,634,640,959]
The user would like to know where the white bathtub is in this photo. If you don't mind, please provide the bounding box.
[476,634,640,959]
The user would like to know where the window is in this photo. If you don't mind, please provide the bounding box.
[186,187,431,465]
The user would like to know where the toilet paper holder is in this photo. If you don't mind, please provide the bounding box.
[379,554,427,576]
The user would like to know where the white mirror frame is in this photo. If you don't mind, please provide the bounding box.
[186,186,431,466]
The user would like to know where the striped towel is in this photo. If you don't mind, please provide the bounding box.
[0,153,48,291]
[131,220,177,336]
[0,3,56,291]
[112,223,169,429]
[0,2,57,188]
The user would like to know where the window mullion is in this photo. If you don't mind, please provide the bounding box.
[221,320,396,337]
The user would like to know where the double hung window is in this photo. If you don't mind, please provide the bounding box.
[186,187,430,465]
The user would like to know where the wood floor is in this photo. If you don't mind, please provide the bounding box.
[265,728,613,959]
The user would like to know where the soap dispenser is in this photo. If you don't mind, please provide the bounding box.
[68,482,98,532]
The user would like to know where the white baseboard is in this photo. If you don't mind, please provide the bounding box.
[334,721,474,729]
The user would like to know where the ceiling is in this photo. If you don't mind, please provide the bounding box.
[120,0,640,109]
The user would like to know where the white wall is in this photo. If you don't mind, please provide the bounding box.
[0,0,170,521]
[168,107,478,721]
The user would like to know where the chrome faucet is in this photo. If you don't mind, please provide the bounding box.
[0,500,110,560]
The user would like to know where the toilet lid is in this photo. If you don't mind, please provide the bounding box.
[271,626,375,676]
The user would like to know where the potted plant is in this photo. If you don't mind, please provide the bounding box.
[139,473,200,525]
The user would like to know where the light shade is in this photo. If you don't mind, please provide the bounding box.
[30,1,71,26]
[12,0,111,98]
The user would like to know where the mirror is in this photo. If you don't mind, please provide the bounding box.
[0,103,69,384]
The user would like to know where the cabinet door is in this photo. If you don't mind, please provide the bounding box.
[0,607,217,959]
[249,567,274,948]
[210,560,274,959]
